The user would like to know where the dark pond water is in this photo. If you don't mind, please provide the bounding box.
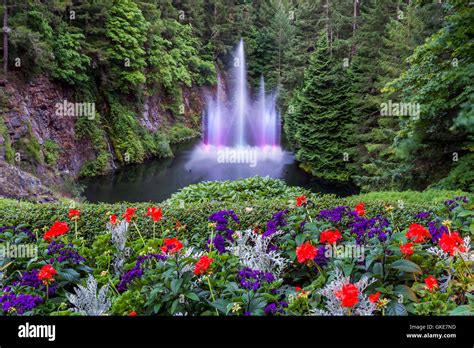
[80,139,358,203]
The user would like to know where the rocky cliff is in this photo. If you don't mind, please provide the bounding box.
[0,74,206,200]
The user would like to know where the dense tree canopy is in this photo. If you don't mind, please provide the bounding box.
[0,0,472,190]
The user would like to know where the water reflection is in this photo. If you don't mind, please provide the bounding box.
[81,139,357,203]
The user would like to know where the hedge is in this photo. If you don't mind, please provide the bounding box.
[0,177,470,244]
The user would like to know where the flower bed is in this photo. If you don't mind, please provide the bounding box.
[0,188,472,316]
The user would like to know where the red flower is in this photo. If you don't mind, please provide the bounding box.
[424,276,438,292]
[109,214,117,225]
[320,229,342,244]
[68,209,81,220]
[296,194,307,207]
[296,242,318,264]
[369,292,381,304]
[406,223,430,243]
[400,242,414,255]
[160,238,184,254]
[145,207,162,222]
[128,312,137,316]
[355,202,365,216]
[122,208,137,222]
[439,232,466,256]
[335,283,359,308]
[43,222,69,242]
[38,265,57,285]
[295,286,302,292]
[193,255,213,275]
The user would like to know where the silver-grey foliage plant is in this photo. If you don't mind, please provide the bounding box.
[66,275,111,316]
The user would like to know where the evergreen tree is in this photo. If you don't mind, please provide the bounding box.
[286,33,353,181]
[384,1,474,191]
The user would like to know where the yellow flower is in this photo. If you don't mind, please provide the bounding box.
[208,222,217,229]
[442,220,452,228]
[385,205,394,212]
[231,303,241,313]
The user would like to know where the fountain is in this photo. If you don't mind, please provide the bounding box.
[203,39,281,149]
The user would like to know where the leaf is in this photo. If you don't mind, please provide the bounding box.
[58,268,81,282]
[394,284,419,303]
[295,234,305,246]
[448,305,474,316]
[170,299,179,314]
[386,302,408,316]
[373,262,383,276]
[170,278,184,294]
[211,299,231,313]
[186,292,200,301]
[391,259,422,274]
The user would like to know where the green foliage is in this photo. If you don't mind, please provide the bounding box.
[285,33,353,182]
[0,118,15,164]
[168,124,199,144]
[50,24,91,86]
[105,0,148,92]
[42,140,60,167]
[382,1,473,190]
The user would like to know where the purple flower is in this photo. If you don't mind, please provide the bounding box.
[415,211,431,220]
[237,267,275,291]
[206,234,226,254]
[264,301,288,315]
[209,210,240,241]
[445,196,469,211]
[314,245,329,267]
[262,210,288,238]
[317,206,351,223]
[47,241,85,264]
[428,221,449,243]
[117,253,167,293]
[0,291,43,315]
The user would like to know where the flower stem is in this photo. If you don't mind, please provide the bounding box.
[133,221,146,247]
[207,276,219,316]
[153,222,156,239]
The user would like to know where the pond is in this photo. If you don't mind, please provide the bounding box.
[80,138,358,203]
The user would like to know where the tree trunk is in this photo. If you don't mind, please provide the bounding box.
[3,0,8,75]
[352,0,358,56]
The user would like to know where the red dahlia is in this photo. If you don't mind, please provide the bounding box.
[355,202,365,217]
[335,283,359,308]
[160,238,184,254]
[424,276,438,292]
[68,209,81,220]
[109,214,117,225]
[123,208,137,222]
[320,229,342,244]
[406,223,430,243]
[296,242,318,264]
[38,265,57,285]
[368,292,381,304]
[194,255,213,275]
[43,221,69,242]
[439,232,465,256]
[145,207,163,222]
[296,194,307,207]
[400,242,414,255]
